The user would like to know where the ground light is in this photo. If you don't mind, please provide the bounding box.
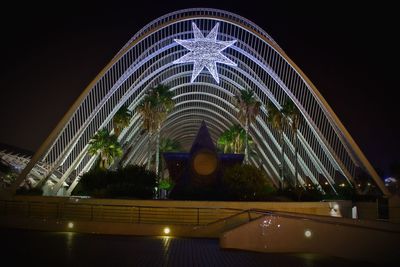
[68,222,74,229]
[163,227,171,235]
[304,229,312,238]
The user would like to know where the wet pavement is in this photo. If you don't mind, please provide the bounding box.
[0,228,386,266]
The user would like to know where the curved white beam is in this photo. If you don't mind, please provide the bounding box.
[10,8,388,196]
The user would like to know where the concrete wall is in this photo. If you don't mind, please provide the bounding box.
[353,196,400,223]
[0,215,200,237]
[220,212,400,264]
[6,195,351,217]
[356,202,378,220]
[0,196,354,238]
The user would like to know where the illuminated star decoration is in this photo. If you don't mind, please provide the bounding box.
[173,22,237,84]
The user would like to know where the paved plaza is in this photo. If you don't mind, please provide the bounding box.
[1,228,385,267]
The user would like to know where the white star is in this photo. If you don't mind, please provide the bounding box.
[173,22,237,84]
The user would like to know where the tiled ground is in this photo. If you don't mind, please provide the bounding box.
[0,228,386,266]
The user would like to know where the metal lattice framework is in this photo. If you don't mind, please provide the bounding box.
[8,8,388,196]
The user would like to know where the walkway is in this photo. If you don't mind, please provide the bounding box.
[0,228,384,267]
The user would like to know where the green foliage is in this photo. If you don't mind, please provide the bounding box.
[75,165,157,199]
[325,184,357,200]
[158,178,175,191]
[235,89,261,163]
[266,103,284,133]
[137,84,175,172]
[278,186,323,201]
[137,84,175,134]
[223,164,276,201]
[282,99,300,132]
[157,138,182,182]
[113,105,132,136]
[217,124,251,154]
[235,89,261,119]
[152,84,175,113]
[279,183,358,202]
[0,162,17,185]
[88,128,123,169]
[160,138,182,153]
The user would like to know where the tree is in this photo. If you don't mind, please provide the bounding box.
[137,84,174,174]
[0,162,17,188]
[76,165,157,199]
[113,105,132,137]
[88,128,123,169]
[157,138,181,199]
[158,138,182,178]
[282,99,301,187]
[217,128,234,153]
[235,89,261,163]
[223,164,276,200]
[266,102,285,189]
[217,124,250,154]
[152,85,175,176]
[137,98,158,170]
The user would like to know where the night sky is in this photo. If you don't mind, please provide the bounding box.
[0,1,398,176]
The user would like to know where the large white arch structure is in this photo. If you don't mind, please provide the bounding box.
[8,8,389,196]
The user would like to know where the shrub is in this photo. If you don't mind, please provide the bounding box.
[223,164,276,201]
[158,178,175,191]
[75,165,157,199]
[169,186,225,201]
[16,186,43,196]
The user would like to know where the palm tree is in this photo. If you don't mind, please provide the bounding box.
[282,99,301,187]
[158,138,182,178]
[217,130,233,153]
[113,105,132,137]
[158,138,181,199]
[217,124,247,154]
[231,124,246,154]
[137,96,158,170]
[88,128,123,169]
[152,84,175,176]
[266,102,285,189]
[137,84,174,174]
[235,89,261,163]
[159,138,182,153]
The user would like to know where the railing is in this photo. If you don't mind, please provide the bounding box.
[193,207,400,236]
[244,209,400,233]
[0,199,242,226]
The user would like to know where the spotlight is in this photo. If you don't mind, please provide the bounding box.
[163,227,171,235]
[304,229,312,238]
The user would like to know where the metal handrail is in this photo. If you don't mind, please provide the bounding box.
[245,209,400,233]
[191,208,400,234]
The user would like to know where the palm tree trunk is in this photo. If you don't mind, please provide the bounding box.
[244,117,249,164]
[114,126,120,137]
[155,126,160,175]
[103,154,110,169]
[100,152,105,169]
[147,133,152,170]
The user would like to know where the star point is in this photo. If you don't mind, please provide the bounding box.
[173,22,237,84]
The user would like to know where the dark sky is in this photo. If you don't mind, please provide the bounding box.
[0,1,398,176]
